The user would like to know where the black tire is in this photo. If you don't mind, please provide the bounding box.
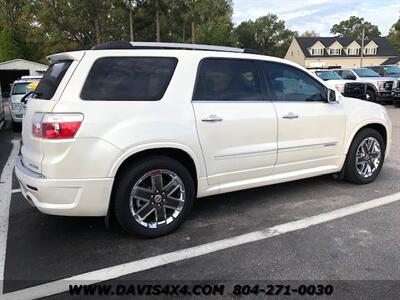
[11,119,21,132]
[365,89,376,102]
[113,156,195,237]
[394,101,400,108]
[343,128,385,184]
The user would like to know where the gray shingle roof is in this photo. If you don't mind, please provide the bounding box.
[295,37,399,58]
[380,56,400,65]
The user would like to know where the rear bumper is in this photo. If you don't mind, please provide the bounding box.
[15,156,113,216]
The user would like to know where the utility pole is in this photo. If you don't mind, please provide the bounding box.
[360,28,365,67]
[129,0,134,41]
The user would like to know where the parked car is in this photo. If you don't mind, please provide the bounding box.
[366,65,400,107]
[15,42,392,237]
[310,69,366,100]
[334,68,396,102]
[10,76,42,131]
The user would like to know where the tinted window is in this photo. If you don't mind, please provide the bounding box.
[193,58,263,101]
[81,57,177,101]
[262,62,327,101]
[353,68,380,77]
[315,71,343,81]
[336,70,356,80]
[34,61,72,100]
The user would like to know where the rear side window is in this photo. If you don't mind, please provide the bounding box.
[193,58,263,101]
[81,57,178,101]
[34,60,72,100]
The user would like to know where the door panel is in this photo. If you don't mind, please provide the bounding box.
[261,61,346,173]
[273,102,345,173]
[193,102,277,185]
[192,58,278,185]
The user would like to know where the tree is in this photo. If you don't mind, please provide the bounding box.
[388,18,400,53]
[0,27,26,61]
[330,16,381,39]
[235,14,297,57]
[301,30,319,37]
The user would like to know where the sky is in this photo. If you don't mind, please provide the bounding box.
[232,0,400,36]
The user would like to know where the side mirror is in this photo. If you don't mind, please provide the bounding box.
[327,88,337,103]
[20,91,34,104]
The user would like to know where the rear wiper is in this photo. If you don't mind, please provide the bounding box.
[21,91,42,104]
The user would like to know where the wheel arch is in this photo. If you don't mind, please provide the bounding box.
[109,143,203,186]
[345,122,388,155]
[365,83,377,93]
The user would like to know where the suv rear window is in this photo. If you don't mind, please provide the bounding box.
[34,60,72,100]
[81,57,178,101]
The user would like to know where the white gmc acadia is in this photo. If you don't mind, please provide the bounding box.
[15,42,392,237]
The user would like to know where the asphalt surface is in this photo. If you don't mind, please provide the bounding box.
[0,101,399,299]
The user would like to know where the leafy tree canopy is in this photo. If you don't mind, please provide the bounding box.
[330,16,381,39]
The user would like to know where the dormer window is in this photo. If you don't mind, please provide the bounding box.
[327,41,343,56]
[347,48,360,55]
[344,41,361,55]
[364,47,377,55]
[329,48,341,55]
[363,41,378,55]
[310,48,324,55]
[308,41,325,56]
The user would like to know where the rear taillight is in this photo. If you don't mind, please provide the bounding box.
[32,113,83,139]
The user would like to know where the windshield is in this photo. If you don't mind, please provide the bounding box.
[382,66,400,74]
[353,68,380,77]
[315,71,343,81]
[12,83,29,95]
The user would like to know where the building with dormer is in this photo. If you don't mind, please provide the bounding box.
[285,37,399,69]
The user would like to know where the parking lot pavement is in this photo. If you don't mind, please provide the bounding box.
[0,106,399,299]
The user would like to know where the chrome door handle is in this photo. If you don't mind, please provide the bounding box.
[282,112,299,119]
[201,114,223,122]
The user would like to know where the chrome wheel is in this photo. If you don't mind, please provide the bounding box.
[129,169,185,228]
[356,137,381,178]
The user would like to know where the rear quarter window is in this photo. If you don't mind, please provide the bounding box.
[34,60,72,100]
[80,57,178,101]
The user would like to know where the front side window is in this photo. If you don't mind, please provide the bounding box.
[315,71,343,81]
[193,58,263,101]
[336,70,356,80]
[262,62,327,101]
[81,57,178,101]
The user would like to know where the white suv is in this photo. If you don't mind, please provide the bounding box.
[16,42,392,237]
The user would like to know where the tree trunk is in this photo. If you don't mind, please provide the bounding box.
[191,21,195,44]
[95,16,101,44]
[156,0,160,42]
[129,4,133,41]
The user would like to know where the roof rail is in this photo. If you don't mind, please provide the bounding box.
[92,41,260,54]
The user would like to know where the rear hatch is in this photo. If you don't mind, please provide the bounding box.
[21,53,83,174]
